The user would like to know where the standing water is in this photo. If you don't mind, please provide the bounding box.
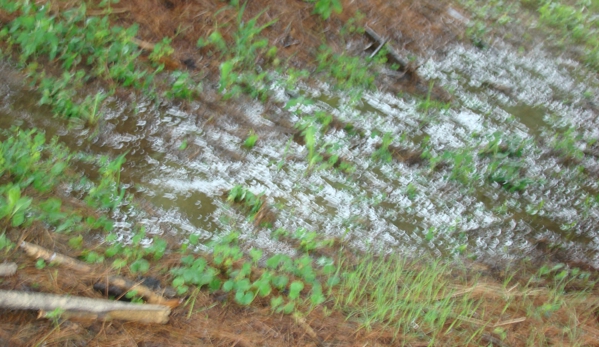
[2,40,599,268]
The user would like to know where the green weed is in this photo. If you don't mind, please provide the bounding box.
[243,131,259,149]
[0,184,32,227]
[316,45,376,101]
[198,4,276,100]
[334,254,483,342]
[305,0,342,20]
[372,132,394,163]
[166,71,201,100]
[0,232,14,253]
[227,185,264,220]
[148,37,175,66]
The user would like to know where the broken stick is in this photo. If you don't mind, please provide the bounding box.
[0,262,17,277]
[20,241,180,308]
[364,25,409,70]
[0,290,170,324]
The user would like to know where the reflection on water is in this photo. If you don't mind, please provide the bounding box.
[2,41,599,267]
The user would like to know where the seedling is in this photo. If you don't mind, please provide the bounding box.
[243,131,258,149]
[0,233,14,253]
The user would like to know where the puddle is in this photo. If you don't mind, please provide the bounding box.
[2,39,599,268]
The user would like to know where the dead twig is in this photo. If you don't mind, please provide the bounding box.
[364,25,409,70]
[0,289,170,324]
[20,241,180,308]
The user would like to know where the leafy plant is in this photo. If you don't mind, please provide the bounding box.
[316,45,375,100]
[243,131,259,149]
[199,4,276,100]
[171,255,221,295]
[148,37,175,65]
[305,0,343,20]
[0,185,32,227]
[227,185,264,220]
[372,132,394,163]
[45,308,65,327]
[86,154,128,211]
[166,71,201,100]
[0,233,14,253]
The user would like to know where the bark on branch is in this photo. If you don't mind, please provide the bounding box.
[364,26,409,70]
[20,241,180,308]
[0,290,171,324]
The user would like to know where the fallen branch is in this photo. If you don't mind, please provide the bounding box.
[0,262,17,276]
[369,37,389,59]
[21,241,90,272]
[364,25,409,70]
[293,313,323,346]
[0,290,170,324]
[20,241,180,308]
[131,38,156,51]
[455,314,526,327]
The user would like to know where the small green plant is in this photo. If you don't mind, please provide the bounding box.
[130,258,150,274]
[125,290,144,304]
[0,185,32,227]
[243,131,259,149]
[305,0,343,20]
[227,185,264,220]
[293,228,333,252]
[179,139,188,150]
[340,10,365,36]
[551,127,584,162]
[166,71,201,100]
[0,233,14,253]
[405,183,418,200]
[316,45,375,100]
[198,4,276,100]
[148,37,175,66]
[86,153,128,211]
[302,125,321,169]
[45,308,65,327]
[35,258,47,270]
[372,132,394,163]
[68,235,83,250]
[416,82,450,116]
[171,255,221,295]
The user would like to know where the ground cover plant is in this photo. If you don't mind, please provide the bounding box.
[2,0,599,346]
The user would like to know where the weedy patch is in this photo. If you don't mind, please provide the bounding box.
[170,231,339,313]
[316,45,377,102]
[197,3,277,101]
[227,184,275,226]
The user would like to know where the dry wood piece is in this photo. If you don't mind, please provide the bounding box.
[20,241,180,308]
[0,262,17,276]
[20,241,91,272]
[364,25,409,70]
[0,290,171,324]
[131,37,156,51]
[293,313,323,346]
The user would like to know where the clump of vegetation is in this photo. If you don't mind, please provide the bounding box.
[316,45,376,101]
[372,132,394,163]
[458,0,599,71]
[242,130,259,149]
[227,185,266,221]
[305,0,342,20]
[170,231,338,312]
[0,0,202,126]
[197,4,276,101]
